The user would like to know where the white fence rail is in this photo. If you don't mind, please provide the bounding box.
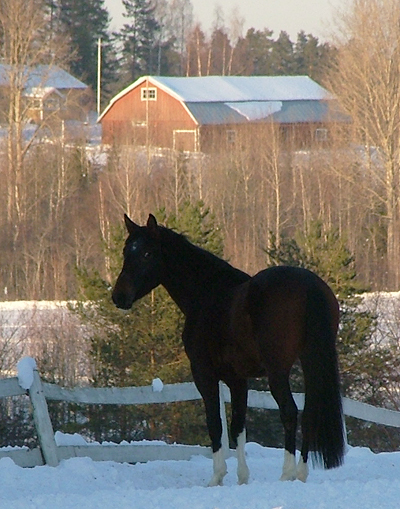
[1,368,400,468]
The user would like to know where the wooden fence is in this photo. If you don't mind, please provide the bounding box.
[1,367,400,468]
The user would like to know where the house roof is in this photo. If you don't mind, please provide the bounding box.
[99,75,346,126]
[24,87,65,100]
[0,65,87,90]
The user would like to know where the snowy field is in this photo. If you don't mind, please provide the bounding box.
[2,299,400,509]
[1,444,400,509]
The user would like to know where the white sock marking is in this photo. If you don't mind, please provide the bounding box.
[296,456,309,482]
[208,448,227,487]
[236,430,250,485]
[280,450,297,481]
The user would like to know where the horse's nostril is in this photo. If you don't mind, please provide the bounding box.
[112,289,134,310]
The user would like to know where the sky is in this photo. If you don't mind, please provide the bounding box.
[105,0,345,42]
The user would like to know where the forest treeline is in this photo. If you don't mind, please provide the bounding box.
[1,0,399,300]
[43,0,336,101]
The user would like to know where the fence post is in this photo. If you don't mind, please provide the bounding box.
[219,382,229,457]
[29,369,59,467]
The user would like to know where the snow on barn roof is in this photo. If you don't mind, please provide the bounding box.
[98,75,342,126]
[153,75,331,102]
[0,65,87,90]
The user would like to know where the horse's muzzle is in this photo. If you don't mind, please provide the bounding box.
[112,270,137,309]
[111,281,136,309]
[112,290,135,310]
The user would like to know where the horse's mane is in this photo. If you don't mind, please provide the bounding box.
[159,226,250,286]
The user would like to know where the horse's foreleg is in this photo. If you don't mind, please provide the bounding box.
[236,428,249,485]
[228,377,250,485]
[206,396,227,487]
[194,376,227,486]
[209,447,227,487]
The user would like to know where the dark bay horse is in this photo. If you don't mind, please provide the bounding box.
[112,214,345,486]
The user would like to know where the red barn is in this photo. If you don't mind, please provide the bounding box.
[98,75,348,153]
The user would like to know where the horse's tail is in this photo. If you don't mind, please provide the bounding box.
[300,283,345,470]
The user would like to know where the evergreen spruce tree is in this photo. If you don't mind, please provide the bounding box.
[261,221,400,450]
[49,0,115,100]
[117,0,160,85]
[239,27,336,79]
[270,31,295,75]
[71,202,223,445]
[242,28,275,75]
[164,201,224,257]
[265,221,377,392]
[293,31,337,82]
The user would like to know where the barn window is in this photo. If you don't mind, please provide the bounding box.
[315,128,328,142]
[141,87,157,101]
[226,129,236,144]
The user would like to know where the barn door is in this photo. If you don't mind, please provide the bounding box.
[173,129,198,152]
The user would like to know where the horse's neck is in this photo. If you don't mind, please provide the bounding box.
[160,232,249,315]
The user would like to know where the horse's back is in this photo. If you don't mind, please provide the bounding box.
[252,265,332,290]
[249,266,338,320]
[229,266,339,376]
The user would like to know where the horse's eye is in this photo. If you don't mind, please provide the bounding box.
[144,251,152,259]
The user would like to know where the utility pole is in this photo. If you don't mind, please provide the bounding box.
[97,38,101,116]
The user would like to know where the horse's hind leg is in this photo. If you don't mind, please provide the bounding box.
[227,377,250,485]
[297,439,309,482]
[269,373,298,481]
[296,406,310,482]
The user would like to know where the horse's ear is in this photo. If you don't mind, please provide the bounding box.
[147,214,160,238]
[124,214,140,235]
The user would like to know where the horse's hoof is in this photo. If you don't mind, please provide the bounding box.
[280,473,296,481]
[208,476,224,487]
[208,450,227,487]
[280,451,297,481]
[296,458,309,483]
[238,474,249,485]
[237,460,250,485]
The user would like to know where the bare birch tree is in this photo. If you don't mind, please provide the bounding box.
[0,0,68,226]
[327,0,400,288]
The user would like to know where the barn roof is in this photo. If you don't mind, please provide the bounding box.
[184,100,347,125]
[99,75,347,126]
[153,75,331,102]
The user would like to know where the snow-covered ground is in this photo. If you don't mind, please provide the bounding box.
[1,444,399,509]
[2,299,400,508]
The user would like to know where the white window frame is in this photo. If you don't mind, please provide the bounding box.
[315,128,328,142]
[226,129,236,144]
[141,87,157,101]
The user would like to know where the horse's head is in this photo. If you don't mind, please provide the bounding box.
[112,214,163,310]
